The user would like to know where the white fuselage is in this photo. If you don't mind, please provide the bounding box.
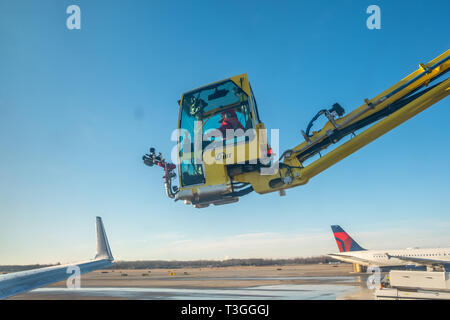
[331,247,450,267]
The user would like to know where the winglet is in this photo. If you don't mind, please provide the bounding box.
[94,217,114,261]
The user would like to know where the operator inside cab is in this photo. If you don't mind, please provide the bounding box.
[218,109,244,137]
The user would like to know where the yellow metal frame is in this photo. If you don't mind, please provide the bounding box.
[234,50,450,194]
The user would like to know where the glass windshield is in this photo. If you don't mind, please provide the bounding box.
[181,80,253,144]
[178,80,254,186]
[182,80,246,116]
[178,104,205,187]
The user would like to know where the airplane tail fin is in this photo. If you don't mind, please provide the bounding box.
[331,225,365,252]
[94,217,114,261]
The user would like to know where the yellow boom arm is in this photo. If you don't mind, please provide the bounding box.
[233,50,450,194]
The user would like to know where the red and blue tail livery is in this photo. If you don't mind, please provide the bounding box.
[331,225,365,252]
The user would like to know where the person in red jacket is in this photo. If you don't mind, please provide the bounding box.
[218,109,244,138]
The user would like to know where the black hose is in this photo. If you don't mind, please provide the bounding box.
[230,186,254,197]
[305,109,327,137]
[296,80,445,162]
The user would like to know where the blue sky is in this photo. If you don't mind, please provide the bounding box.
[0,0,449,264]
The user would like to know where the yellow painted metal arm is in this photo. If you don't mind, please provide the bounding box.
[299,78,449,182]
[235,50,450,194]
[290,49,450,163]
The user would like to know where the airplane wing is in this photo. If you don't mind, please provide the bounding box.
[327,253,371,265]
[0,217,114,299]
[386,254,448,267]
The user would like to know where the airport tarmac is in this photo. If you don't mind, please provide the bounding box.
[8,263,375,300]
